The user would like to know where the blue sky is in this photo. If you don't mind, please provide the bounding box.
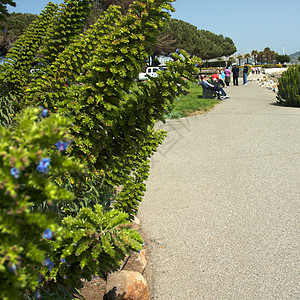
[8,0,300,55]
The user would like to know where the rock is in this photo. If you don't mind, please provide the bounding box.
[105,271,149,300]
[130,216,141,230]
[123,250,147,274]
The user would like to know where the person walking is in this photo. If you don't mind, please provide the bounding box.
[232,64,239,86]
[243,63,249,85]
[224,67,231,86]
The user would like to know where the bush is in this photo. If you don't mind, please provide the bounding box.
[0,0,201,297]
[276,65,300,107]
[43,205,143,293]
[0,107,83,299]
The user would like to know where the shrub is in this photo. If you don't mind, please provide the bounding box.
[276,65,300,107]
[0,0,201,296]
[41,204,143,296]
[0,107,83,299]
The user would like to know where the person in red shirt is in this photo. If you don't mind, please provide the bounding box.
[211,70,225,87]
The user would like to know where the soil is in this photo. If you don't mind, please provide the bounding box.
[78,277,106,299]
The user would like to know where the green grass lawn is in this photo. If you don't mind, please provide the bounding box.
[165,82,220,119]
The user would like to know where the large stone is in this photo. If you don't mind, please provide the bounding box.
[105,271,149,300]
[123,250,147,274]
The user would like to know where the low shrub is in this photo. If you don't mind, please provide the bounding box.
[276,65,300,107]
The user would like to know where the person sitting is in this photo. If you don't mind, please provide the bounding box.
[211,70,225,87]
[200,75,229,99]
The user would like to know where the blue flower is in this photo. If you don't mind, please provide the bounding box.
[43,257,52,267]
[43,228,53,239]
[37,158,50,174]
[175,48,179,53]
[60,257,66,263]
[10,167,20,179]
[42,109,48,118]
[9,264,17,272]
[48,261,55,271]
[34,290,41,299]
[55,141,68,151]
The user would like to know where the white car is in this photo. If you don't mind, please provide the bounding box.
[138,66,166,81]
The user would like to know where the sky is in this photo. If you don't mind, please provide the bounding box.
[8,0,300,55]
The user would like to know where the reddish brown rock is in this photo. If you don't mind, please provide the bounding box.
[105,270,149,300]
[123,250,147,274]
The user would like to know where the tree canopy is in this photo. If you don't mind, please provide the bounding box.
[92,3,236,62]
[0,12,37,56]
[155,19,236,60]
[275,54,290,64]
[0,0,15,21]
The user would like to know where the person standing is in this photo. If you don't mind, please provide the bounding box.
[257,66,261,74]
[224,66,231,86]
[243,63,249,85]
[232,64,239,86]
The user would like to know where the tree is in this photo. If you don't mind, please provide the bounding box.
[96,0,134,14]
[157,19,236,60]
[263,47,276,64]
[228,56,236,66]
[0,12,37,56]
[244,53,251,64]
[151,32,177,65]
[237,54,243,65]
[275,54,290,64]
[251,50,258,65]
[0,0,16,21]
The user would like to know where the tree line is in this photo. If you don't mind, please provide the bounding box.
[238,48,291,65]
[0,0,237,63]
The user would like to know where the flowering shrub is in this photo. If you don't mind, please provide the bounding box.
[0,0,201,297]
[0,107,83,299]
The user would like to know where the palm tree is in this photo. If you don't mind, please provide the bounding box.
[244,53,251,64]
[237,54,243,65]
[228,56,236,66]
[257,51,265,64]
[251,50,258,65]
[264,47,271,64]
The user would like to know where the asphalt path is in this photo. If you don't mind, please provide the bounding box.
[138,79,300,299]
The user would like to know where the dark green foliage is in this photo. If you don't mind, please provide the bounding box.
[0,0,16,22]
[0,92,14,126]
[43,205,143,289]
[277,65,300,107]
[0,12,37,56]
[0,2,58,103]
[159,19,236,59]
[275,54,291,64]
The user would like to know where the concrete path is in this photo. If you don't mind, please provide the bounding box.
[138,80,300,299]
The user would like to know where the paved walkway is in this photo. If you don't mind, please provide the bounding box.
[138,80,300,299]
